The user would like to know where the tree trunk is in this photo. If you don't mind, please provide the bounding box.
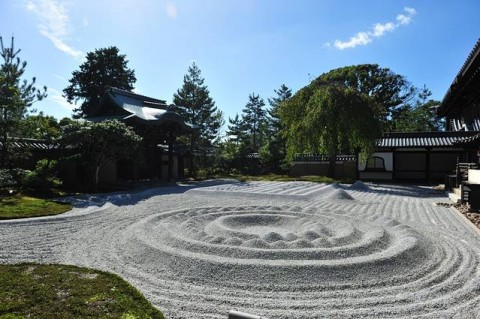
[328,144,338,178]
[328,155,336,179]
[189,134,197,177]
[93,165,100,192]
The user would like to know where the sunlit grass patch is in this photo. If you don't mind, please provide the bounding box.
[0,264,164,319]
[0,195,72,219]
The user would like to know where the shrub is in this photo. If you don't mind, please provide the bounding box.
[0,168,29,191]
[22,159,62,193]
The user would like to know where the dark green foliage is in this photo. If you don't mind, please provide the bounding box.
[60,120,142,186]
[226,113,245,144]
[173,62,224,148]
[392,86,444,132]
[0,168,28,191]
[312,64,416,132]
[266,84,292,171]
[17,112,61,139]
[268,84,292,135]
[0,37,47,167]
[240,93,267,152]
[63,46,136,118]
[280,83,382,177]
[222,93,272,175]
[22,159,62,193]
[0,263,165,318]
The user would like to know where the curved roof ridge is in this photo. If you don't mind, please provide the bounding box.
[457,38,480,78]
[108,87,167,105]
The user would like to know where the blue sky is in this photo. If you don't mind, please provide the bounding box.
[1,0,479,134]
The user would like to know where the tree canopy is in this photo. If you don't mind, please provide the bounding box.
[63,46,136,118]
[0,37,47,167]
[240,93,266,152]
[60,120,142,187]
[280,83,382,176]
[266,84,292,170]
[173,62,223,149]
[392,86,443,132]
[312,64,416,132]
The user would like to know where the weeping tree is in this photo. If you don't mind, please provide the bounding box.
[312,64,416,132]
[280,84,382,177]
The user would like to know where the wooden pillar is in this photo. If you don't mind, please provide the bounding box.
[167,132,174,182]
[425,147,431,181]
[392,148,396,180]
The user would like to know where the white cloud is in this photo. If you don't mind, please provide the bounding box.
[404,7,417,16]
[332,7,417,50]
[372,22,395,37]
[334,32,372,50]
[166,2,177,19]
[48,88,76,111]
[25,0,82,58]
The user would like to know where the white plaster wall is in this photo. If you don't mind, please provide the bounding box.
[469,169,480,183]
[358,152,393,171]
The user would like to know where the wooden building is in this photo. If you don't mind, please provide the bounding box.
[437,39,480,132]
[292,38,480,182]
[359,38,480,182]
[358,131,479,181]
[84,87,196,183]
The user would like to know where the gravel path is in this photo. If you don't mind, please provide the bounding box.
[2,181,480,318]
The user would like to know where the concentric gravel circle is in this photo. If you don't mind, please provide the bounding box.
[110,205,480,317]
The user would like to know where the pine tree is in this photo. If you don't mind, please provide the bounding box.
[226,113,245,145]
[268,84,292,136]
[266,84,292,170]
[173,62,223,149]
[241,93,266,152]
[0,37,47,167]
[63,46,136,118]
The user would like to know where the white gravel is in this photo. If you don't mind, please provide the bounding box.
[1,180,480,318]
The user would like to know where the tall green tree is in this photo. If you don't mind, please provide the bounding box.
[266,84,292,171]
[173,62,223,149]
[268,84,292,136]
[312,64,416,132]
[18,113,61,139]
[241,93,267,152]
[0,37,47,167]
[280,83,382,177]
[63,46,136,118]
[226,113,245,145]
[61,120,142,188]
[393,86,443,132]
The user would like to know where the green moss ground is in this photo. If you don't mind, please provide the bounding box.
[0,263,165,319]
[0,195,72,220]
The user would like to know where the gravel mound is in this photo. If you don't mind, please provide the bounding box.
[1,182,480,318]
[349,180,370,190]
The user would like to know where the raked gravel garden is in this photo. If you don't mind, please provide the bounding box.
[1,180,480,318]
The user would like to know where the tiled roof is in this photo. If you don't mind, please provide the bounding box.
[438,38,480,117]
[93,87,197,133]
[377,131,480,148]
[109,87,167,106]
[0,138,56,150]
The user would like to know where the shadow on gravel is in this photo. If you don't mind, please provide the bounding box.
[348,182,446,199]
[60,179,240,208]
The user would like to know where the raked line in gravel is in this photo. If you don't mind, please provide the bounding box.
[1,180,480,318]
